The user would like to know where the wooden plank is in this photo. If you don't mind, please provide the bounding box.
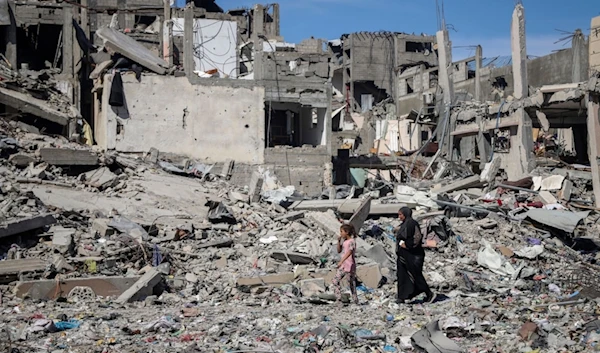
[96,26,169,75]
[40,148,99,166]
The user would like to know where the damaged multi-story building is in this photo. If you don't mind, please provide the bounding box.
[0,0,332,196]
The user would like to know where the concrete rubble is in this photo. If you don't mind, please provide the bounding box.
[0,0,598,352]
[0,113,599,353]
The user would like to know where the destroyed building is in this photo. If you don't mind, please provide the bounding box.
[1,2,600,353]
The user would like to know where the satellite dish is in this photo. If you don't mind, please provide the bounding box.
[424,49,431,56]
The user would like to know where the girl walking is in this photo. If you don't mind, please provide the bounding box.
[332,224,359,304]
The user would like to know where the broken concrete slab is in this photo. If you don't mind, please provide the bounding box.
[96,27,169,75]
[115,268,162,304]
[92,218,115,237]
[348,196,372,232]
[539,190,558,205]
[356,263,382,289]
[432,175,483,195]
[270,251,315,265]
[50,225,75,254]
[553,168,592,181]
[221,159,234,179]
[307,210,341,236]
[0,86,76,127]
[0,214,57,239]
[15,276,140,300]
[363,243,393,267]
[0,258,47,283]
[299,278,326,297]
[81,167,118,189]
[8,153,35,167]
[249,172,264,203]
[274,211,305,222]
[40,148,99,166]
[561,180,573,201]
[540,175,565,191]
[480,157,501,183]
[228,191,249,203]
[89,59,114,80]
[292,199,408,215]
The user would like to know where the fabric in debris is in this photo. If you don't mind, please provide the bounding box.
[411,320,463,353]
[477,240,515,276]
[206,201,237,224]
[72,19,95,53]
[0,136,18,150]
[109,72,125,107]
[263,186,295,203]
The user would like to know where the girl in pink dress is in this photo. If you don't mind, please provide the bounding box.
[332,224,359,304]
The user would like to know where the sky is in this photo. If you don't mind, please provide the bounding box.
[215,0,599,60]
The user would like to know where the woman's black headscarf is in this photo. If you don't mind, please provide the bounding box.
[398,207,419,243]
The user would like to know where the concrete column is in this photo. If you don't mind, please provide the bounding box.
[587,93,600,207]
[590,16,600,72]
[62,5,74,77]
[183,4,194,77]
[162,0,172,65]
[272,4,280,37]
[436,29,454,157]
[4,2,16,69]
[252,4,264,41]
[475,45,482,102]
[572,29,585,82]
[504,3,534,180]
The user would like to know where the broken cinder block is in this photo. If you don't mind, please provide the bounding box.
[51,226,75,254]
[299,278,326,297]
[115,268,162,304]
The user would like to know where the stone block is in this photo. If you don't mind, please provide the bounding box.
[51,226,75,254]
[363,243,393,267]
[115,268,162,304]
[249,172,264,203]
[356,263,382,289]
[307,210,341,236]
[81,167,118,190]
[92,218,115,237]
[274,211,305,222]
[539,190,557,205]
[8,153,35,167]
[40,148,99,166]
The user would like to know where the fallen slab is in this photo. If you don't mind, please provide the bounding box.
[0,86,75,126]
[236,272,296,287]
[270,251,315,265]
[0,258,48,283]
[81,167,118,189]
[15,276,140,300]
[115,268,162,304]
[274,211,306,222]
[0,214,57,239]
[307,210,341,236]
[348,196,372,231]
[40,148,99,166]
[432,175,483,195]
[292,199,408,215]
[96,27,169,75]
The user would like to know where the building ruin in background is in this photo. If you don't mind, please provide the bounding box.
[0,0,599,200]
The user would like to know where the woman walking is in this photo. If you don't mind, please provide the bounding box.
[396,207,434,304]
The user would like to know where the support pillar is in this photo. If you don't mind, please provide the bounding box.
[163,0,173,65]
[504,3,534,180]
[474,45,489,168]
[183,4,194,78]
[62,4,74,77]
[435,29,454,157]
[587,93,600,207]
[252,4,264,81]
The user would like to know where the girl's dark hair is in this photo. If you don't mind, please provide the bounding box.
[340,224,357,238]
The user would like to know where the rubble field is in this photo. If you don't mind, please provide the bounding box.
[2,118,600,353]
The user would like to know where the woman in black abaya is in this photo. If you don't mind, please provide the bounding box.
[395,207,435,304]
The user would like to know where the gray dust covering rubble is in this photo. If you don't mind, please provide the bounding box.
[2,117,600,353]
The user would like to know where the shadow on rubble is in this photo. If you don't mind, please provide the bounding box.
[408,293,450,305]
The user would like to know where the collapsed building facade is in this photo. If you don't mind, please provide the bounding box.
[1,0,600,202]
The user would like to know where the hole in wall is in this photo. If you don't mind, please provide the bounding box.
[245,124,249,128]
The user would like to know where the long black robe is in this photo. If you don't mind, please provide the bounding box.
[396,210,432,301]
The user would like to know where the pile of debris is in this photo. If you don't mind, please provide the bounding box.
[1,119,600,352]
